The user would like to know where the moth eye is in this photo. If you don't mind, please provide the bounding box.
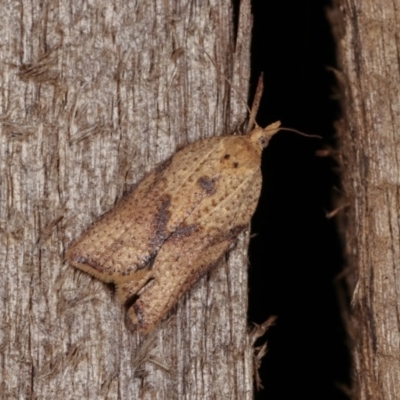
[258,136,269,148]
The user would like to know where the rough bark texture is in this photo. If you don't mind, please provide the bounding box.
[0,1,255,398]
[330,1,400,399]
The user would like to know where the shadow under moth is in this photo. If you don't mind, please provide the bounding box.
[66,121,282,334]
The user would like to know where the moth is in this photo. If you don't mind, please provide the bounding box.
[66,121,282,333]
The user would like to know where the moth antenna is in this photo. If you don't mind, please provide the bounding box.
[188,43,320,140]
[278,127,322,139]
[247,73,264,133]
[196,46,254,121]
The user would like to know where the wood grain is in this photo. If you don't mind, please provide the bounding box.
[331,1,400,398]
[0,0,256,398]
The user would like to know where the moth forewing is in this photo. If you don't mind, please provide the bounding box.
[120,167,263,333]
[66,122,281,333]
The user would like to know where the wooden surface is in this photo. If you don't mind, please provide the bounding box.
[331,1,400,398]
[0,0,257,398]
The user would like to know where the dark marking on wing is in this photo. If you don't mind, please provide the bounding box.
[150,195,172,248]
[73,254,105,273]
[171,223,199,240]
[136,252,157,271]
[197,176,218,195]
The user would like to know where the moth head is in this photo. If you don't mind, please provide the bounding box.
[248,121,281,150]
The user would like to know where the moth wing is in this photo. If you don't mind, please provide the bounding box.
[68,133,263,333]
[66,136,226,282]
[119,137,263,332]
[122,233,235,333]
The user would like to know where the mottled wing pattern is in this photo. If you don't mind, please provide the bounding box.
[67,135,235,281]
[67,130,267,333]
[117,135,263,332]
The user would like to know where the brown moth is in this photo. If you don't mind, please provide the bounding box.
[66,121,281,334]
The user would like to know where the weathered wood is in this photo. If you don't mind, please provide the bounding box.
[330,1,400,398]
[0,0,255,398]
